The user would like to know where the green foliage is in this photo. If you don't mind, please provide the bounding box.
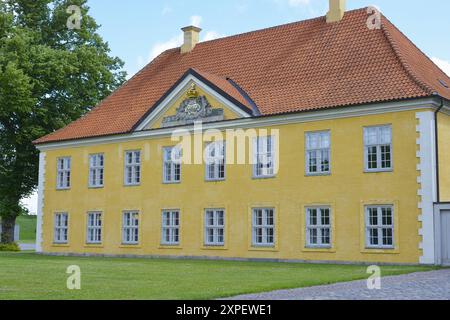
[0,0,126,238]
[0,243,20,252]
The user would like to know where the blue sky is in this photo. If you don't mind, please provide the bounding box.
[87,0,450,78]
[22,0,450,214]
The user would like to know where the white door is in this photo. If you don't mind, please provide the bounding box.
[441,211,450,266]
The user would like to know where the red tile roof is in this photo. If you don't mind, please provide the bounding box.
[35,8,450,145]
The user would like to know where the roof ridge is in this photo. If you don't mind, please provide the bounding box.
[195,7,368,47]
[380,14,436,95]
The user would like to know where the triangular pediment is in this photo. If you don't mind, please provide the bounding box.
[134,69,256,131]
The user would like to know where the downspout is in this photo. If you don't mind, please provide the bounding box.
[434,97,444,203]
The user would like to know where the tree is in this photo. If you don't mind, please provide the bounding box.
[0,0,126,243]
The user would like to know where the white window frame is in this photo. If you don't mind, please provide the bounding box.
[204,209,225,246]
[365,205,395,249]
[205,142,226,181]
[161,210,180,246]
[89,154,104,188]
[56,157,71,190]
[306,131,331,175]
[54,212,69,244]
[86,212,102,244]
[306,207,332,248]
[252,208,275,247]
[253,136,276,178]
[124,151,141,186]
[163,147,182,184]
[364,125,393,172]
[122,211,139,245]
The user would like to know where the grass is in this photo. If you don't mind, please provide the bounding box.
[0,252,438,300]
[16,215,36,244]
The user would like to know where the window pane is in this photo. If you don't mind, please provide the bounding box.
[320,132,330,148]
[382,208,393,226]
[368,208,378,226]
[309,151,318,173]
[309,228,318,245]
[321,150,330,172]
[321,209,330,226]
[266,210,274,226]
[217,211,224,226]
[321,228,331,244]
[309,209,317,226]
[367,146,378,169]
[365,127,379,145]
[380,127,392,144]
[381,145,391,169]
[383,228,393,246]
[369,228,379,245]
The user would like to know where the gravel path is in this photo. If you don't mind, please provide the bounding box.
[226,269,450,300]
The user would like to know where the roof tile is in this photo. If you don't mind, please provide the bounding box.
[35,8,450,144]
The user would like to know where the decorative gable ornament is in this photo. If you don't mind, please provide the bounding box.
[161,84,225,128]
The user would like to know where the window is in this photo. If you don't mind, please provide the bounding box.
[122,211,139,245]
[252,208,275,246]
[163,147,182,183]
[86,212,102,244]
[54,213,69,244]
[161,210,180,245]
[306,207,332,248]
[253,136,275,178]
[306,131,330,175]
[124,151,141,186]
[57,157,71,189]
[204,209,225,246]
[364,126,392,171]
[89,154,104,188]
[205,142,226,181]
[365,206,394,249]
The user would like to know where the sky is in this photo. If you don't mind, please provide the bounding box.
[22,0,450,214]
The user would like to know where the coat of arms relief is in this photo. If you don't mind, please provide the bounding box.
[161,83,225,128]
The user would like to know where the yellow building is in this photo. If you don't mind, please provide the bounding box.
[34,2,450,265]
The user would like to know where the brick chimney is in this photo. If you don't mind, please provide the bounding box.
[181,26,202,54]
[326,0,346,23]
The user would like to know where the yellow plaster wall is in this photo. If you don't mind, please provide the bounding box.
[42,109,424,264]
[438,112,450,201]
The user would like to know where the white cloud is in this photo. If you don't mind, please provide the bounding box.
[149,33,184,61]
[203,31,225,42]
[137,15,224,65]
[432,57,450,77]
[190,15,203,27]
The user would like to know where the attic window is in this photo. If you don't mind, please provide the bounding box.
[438,79,449,89]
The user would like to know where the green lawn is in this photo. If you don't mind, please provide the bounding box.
[15,216,37,244]
[0,252,437,300]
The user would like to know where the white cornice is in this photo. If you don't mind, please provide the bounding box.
[36,97,441,151]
